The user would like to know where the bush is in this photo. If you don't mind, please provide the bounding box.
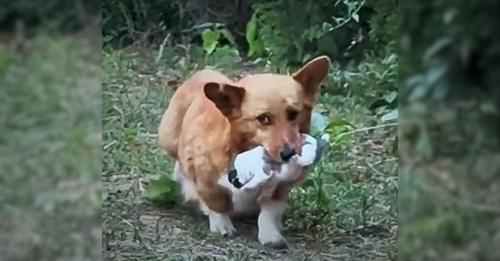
[0,0,99,31]
[399,0,500,260]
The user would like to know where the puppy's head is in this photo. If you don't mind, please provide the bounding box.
[204,56,330,162]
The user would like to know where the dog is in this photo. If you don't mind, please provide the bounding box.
[157,56,330,248]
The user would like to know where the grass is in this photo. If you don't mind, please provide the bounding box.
[0,35,101,260]
[398,100,500,260]
[102,45,398,260]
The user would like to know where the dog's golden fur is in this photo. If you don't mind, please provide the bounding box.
[158,56,330,245]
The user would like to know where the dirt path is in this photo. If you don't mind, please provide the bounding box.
[103,174,394,261]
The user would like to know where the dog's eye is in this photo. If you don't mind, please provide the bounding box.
[287,110,299,121]
[256,113,272,126]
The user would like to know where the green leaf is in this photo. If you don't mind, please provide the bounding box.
[212,46,240,62]
[383,91,398,104]
[248,39,265,57]
[246,12,263,57]
[375,105,388,115]
[352,13,359,22]
[246,12,258,45]
[326,118,355,131]
[381,108,398,122]
[202,28,221,55]
[145,175,178,202]
[220,28,237,46]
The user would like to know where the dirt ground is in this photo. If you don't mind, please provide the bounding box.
[103,173,396,261]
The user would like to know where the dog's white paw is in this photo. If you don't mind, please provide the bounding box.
[258,200,287,248]
[208,213,236,236]
[258,229,287,249]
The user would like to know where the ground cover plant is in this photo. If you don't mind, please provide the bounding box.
[0,27,101,261]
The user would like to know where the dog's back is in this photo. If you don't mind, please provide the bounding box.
[157,69,234,158]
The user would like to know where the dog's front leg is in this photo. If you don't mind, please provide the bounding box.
[258,200,287,248]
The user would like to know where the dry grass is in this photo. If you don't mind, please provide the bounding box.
[0,36,101,260]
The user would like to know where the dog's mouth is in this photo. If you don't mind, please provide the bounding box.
[261,150,279,164]
[261,149,293,164]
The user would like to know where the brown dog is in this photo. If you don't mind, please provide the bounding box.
[158,56,330,247]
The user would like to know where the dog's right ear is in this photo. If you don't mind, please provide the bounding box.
[204,82,246,120]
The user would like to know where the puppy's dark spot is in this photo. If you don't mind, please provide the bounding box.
[228,169,243,188]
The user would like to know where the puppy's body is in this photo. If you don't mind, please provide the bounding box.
[158,57,330,247]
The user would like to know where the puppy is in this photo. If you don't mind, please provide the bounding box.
[157,56,330,248]
[227,133,329,191]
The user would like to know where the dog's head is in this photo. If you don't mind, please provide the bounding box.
[204,56,330,162]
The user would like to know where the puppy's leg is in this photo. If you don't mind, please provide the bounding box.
[197,179,236,236]
[258,199,287,248]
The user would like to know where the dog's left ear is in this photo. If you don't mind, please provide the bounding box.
[204,82,246,120]
[293,56,330,133]
[293,56,331,97]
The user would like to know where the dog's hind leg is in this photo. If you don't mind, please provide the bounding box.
[200,201,236,236]
[172,161,183,182]
[196,177,236,236]
[173,161,199,203]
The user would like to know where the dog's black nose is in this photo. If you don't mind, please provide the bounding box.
[280,143,296,161]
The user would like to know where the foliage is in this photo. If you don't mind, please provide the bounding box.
[245,12,265,57]
[145,175,179,203]
[400,0,500,102]
[201,27,238,55]
[102,0,251,48]
[0,36,101,260]
[327,52,398,115]
[366,0,398,50]
[102,0,180,47]
[243,0,398,70]
[100,0,398,69]
[246,0,365,70]
[0,0,99,31]
[399,0,500,260]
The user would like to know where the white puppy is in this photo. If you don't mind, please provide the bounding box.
[228,134,328,191]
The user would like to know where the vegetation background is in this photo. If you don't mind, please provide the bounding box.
[0,1,101,260]
[399,0,500,260]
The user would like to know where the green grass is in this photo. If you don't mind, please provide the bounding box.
[102,46,397,260]
[0,36,100,260]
